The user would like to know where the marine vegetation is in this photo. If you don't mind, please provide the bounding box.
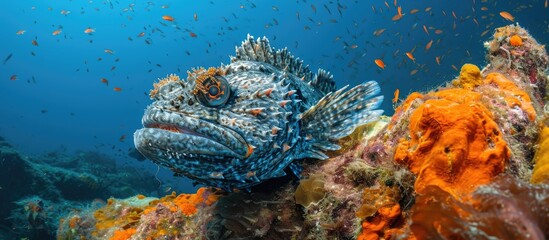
[59,24,549,239]
[134,35,384,190]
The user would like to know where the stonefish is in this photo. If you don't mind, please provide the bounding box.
[134,35,383,190]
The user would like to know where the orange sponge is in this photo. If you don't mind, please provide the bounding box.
[394,89,510,197]
[509,35,522,47]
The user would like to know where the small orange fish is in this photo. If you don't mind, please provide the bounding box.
[189,32,197,38]
[137,32,145,37]
[374,59,385,69]
[409,9,419,14]
[392,14,402,21]
[393,89,399,103]
[423,25,429,35]
[84,28,95,34]
[425,7,432,12]
[410,69,418,75]
[10,75,17,80]
[31,40,39,46]
[101,78,108,85]
[113,87,122,91]
[104,49,114,54]
[481,7,488,11]
[162,15,175,21]
[349,44,358,49]
[52,29,62,35]
[16,30,26,35]
[397,6,402,17]
[193,13,198,21]
[425,40,433,51]
[405,52,415,61]
[435,56,441,65]
[452,11,457,19]
[384,1,390,9]
[499,11,514,21]
[434,29,443,34]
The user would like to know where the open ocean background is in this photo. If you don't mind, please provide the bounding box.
[1,0,548,194]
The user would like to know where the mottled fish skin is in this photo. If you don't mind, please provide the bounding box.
[134,35,384,190]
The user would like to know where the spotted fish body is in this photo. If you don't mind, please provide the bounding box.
[134,35,384,190]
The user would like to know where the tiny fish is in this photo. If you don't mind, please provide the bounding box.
[189,32,197,38]
[162,15,174,21]
[373,28,386,36]
[119,134,126,142]
[425,40,433,51]
[393,89,399,103]
[374,59,385,69]
[194,13,198,21]
[16,30,26,35]
[104,49,114,54]
[3,53,13,65]
[52,29,62,35]
[10,75,17,80]
[31,40,39,46]
[101,78,109,85]
[84,28,95,34]
[499,11,514,21]
[113,87,122,91]
[405,52,415,61]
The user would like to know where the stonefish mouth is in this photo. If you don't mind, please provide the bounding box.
[134,108,250,164]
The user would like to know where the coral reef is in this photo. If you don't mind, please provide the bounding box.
[0,137,158,239]
[58,188,220,239]
[58,24,549,239]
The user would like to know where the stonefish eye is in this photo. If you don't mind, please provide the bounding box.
[195,75,231,107]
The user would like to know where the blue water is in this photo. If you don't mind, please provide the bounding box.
[1,0,548,193]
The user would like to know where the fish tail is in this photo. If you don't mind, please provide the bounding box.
[299,81,384,159]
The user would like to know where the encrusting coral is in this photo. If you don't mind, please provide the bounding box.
[58,24,549,239]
